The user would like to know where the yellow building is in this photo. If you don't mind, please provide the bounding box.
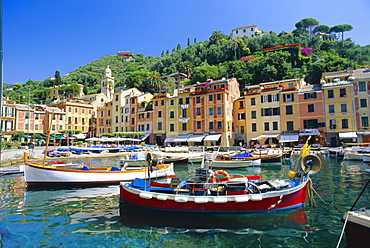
[53,100,94,134]
[322,71,356,146]
[111,88,142,133]
[352,68,370,143]
[279,79,302,146]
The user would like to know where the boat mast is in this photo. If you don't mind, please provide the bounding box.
[43,111,54,165]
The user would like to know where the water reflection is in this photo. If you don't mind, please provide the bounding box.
[0,154,369,247]
[119,204,311,236]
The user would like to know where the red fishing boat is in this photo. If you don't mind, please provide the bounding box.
[119,154,321,213]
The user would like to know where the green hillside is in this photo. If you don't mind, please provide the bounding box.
[6,18,370,105]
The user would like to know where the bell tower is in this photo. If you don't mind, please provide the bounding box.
[101,66,114,100]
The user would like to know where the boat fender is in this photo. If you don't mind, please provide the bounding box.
[211,170,230,183]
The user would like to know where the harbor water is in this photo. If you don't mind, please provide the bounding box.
[0,154,369,247]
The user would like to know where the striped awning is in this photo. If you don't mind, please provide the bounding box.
[173,134,192,142]
[204,134,222,142]
[187,135,206,142]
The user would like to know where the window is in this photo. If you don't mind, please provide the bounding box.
[115,105,118,111]
[329,105,335,113]
[359,81,366,91]
[182,123,187,131]
[340,88,346,97]
[304,119,319,128]
[35,124,39,130]
[209,95,213,101]
[197,121,201,129]
[115,116,118,123]
[304,92,317,99]
[287,121,294,131]
[341,104,347,112]
[170,111,174,118]
[158,110,162,118]
[82,118,85,123]
[252,123,257,132]
[286,105,293,115]
[161,100,165,105]
[209,122,214,130]
[251,111,256,119]
[238,113,246,120]
[217,107,222,115]
[146,124,150,131]
[170,99,175,105]
[308,104,314,112]
[250,98,256,106]
[217,94,221,100]
[342,119,348,129]
[283,93,294,102]
[75,117,78,123]
[60,115,63,120]
[361,117,369,127]
[155,101,158,106]
[217,121,222,130]
[360,99,367,108]
[75,108,78,113]
[131,118,135,125]
[273,122,278,130]
[89,110,91,114]
[186,98,190,104]
[68,107,72,112]
[329,119,336,129]
[264,122,269,131]
[239,101,244,109]
[328,90,334,98]
[182,109,187,117]
[196,108,201,115]
[209,108,214,116]
[179,98,183,104]
[196,97,201,104]
[170,123,174,131]
[52,125,55,131]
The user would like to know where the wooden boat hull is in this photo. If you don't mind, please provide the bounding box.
[344,209,370,247]
[119,178,309,213]
[24,162,175,187]
[209,159,261,168]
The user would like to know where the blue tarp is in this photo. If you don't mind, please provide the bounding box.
[229,152,252,158]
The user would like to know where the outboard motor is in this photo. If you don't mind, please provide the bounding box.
[187,168,210,195]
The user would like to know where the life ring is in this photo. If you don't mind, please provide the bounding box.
[211,170,230,183]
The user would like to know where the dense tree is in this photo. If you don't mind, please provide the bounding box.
[330,24,353,40]
[54,70,63,85]
[295,18,319,36]
[313,25,331,34]
[191,64,219,83]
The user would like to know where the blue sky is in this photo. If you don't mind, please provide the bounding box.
[3,0,370,85]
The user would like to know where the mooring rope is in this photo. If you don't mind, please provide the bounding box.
[336,211,349,248]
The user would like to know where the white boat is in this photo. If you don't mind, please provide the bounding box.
[120,152,148,167]
[208,153,261,168]
[343,145,370,161]
[339,179,370,247]
[24,161,175,188]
